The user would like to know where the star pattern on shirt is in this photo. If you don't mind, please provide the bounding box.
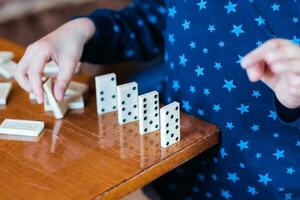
[258,173,272,186]
[224,1,237,14]
[231,24,245,37]
[160,1,300,199]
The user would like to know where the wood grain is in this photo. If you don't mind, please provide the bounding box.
[0,37,220,200]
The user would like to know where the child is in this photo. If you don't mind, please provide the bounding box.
[15,0,300,199]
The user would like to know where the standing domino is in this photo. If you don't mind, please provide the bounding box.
[43,78,68,119]
[160,102,180,148]
[95,73,117,114]
[0,82,12,105]
[138,91,160,135]
[117,82,139,124]
[0,119,44,137]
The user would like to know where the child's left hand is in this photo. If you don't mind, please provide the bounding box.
[241,39,300,109]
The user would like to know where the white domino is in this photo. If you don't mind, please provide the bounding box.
[43,78,68,119]
[117,82,139,124]
[0,51,14,64]
[0,119,44,137]
[138,91,160,135]
[160,102,180,148]
[0,82,12,105]
[95,73,117,114]
[65,95,84,110]
[44,61,81,75]
[0,60,17,79]
[65,81,88,96]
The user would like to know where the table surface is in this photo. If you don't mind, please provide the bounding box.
[0,38,220,200]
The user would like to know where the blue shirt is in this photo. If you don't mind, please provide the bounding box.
[81,1,300,199]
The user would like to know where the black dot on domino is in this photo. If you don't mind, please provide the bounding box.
[166,111,169,115]
[171,133,174,138]
[176,137,179,141]
[155,124,158,128]
[127,93,131,98]
[112,95,116,99]
[144,116,147,121]
[144,128,148,132]
[175,118,179,122]
[123,119,126,123]
[144,110,147,114]
[111,77,115,81]
[134,116,138,119]
[133,104,137,108]
[166,130,169,134]
[122,101,125,105]
[154,100,158,104]
[101,97,104,101]
[155,113,158,117]
[154,94,158,98]
[171,115,174,119]
[143,98,147,102]
[166,142,169,146]
[102,108,105,112]
[100,91,104,95]
[176,106,179,110]
[113,106,116,109]
[176,125,179,129]
[166,123,169,127]
[132,86,136,90]
[122,107,126,111]
[150,120,153,124]
[128,112,132,116]
[143,104,147,108]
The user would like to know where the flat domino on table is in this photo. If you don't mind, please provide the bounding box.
[138,91,160,135]
[0,60,17,79]
[0,51,14,64]
[43,78,68,119]
[117,82,139,124]
[160,101,181,148]
[0,82,12,105]
[95,73,117,114]
[0,119,44,137]
[65,81,88,96]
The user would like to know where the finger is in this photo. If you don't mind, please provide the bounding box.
[264,45,300,64]
[245,62,265,82]
[260,69,278,90]
[271,59,300,74]
[28,55,49,103]
[287,73,300,93]
[15,48,33,92]
[241,39,291,69]
[53,59,76,101]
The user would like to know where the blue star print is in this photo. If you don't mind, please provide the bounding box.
[237,104,249,114]
[221,189,232,200]
[247,186,258,196]
[223,79,237,92]
[273,149,285,160]
[172,80,181,91]
[226,122,234,130]
[254,16,266,26]
[224,1,237,14]
[271,3,280,11]
[197,0,207,10]
[183,100,192,112]
[231,24,245,37]
[194,66,204,77]
[168,6,177,18]
[227,172,240,183]
[213,104,222,112]
[179,54,188,66]
[182,20,191,30]
[237,140,249,151]
[258,173,272,186]
[286,167,295,175]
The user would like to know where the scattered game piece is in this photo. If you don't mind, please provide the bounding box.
[0,82,12,105]
[0,119,44,137]
[95,73,117,114]
[138,91,160,135]
[0,60,17,79]
[44,61,81,75]
[0,51,14,64]
[65,81,88,96]
[65,95,85,110]
[160,101,180,148]
[117,82,139,125]
[43,78,68,119]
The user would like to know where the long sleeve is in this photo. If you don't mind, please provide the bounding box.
[274,96,300,128]
[80,0,166,65]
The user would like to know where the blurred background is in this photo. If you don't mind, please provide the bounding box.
[0,0,130,45]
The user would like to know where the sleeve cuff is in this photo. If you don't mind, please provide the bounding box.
[274,95,300,127]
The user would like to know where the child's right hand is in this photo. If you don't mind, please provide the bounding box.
[15,18,95,103]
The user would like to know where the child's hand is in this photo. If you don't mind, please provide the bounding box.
[241,39,300,109]
[15,18,95,103]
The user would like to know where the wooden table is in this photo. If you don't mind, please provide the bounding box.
[0,38,220,200]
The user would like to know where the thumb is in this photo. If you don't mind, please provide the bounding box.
[54,59,77,101]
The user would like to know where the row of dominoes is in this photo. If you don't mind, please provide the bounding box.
[95,73,181,148]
